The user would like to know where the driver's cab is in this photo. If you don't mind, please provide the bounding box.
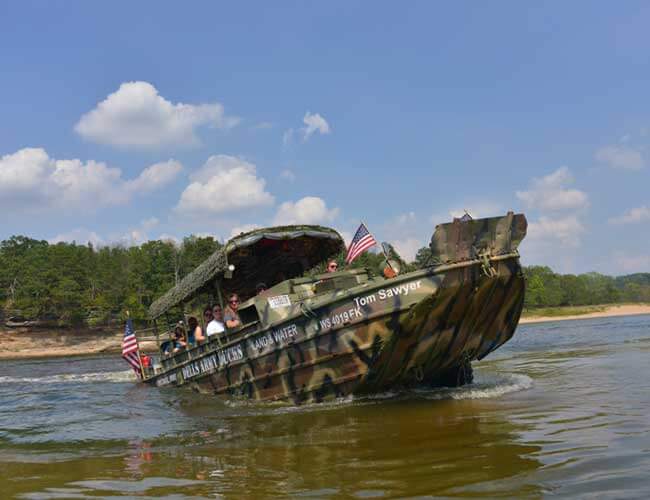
[226,268,372,336]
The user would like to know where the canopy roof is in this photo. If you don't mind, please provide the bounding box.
[148,225,344,319]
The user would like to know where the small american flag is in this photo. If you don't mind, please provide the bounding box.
[345,223,377,264]
[122,318,142,378]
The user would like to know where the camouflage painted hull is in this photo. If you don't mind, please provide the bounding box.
[147,253,525,404]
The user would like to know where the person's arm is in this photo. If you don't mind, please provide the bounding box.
[224,311,241,329]
[195,326,205,343]
[225,317,240,328]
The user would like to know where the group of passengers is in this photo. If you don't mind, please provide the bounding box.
[162,293,242,356]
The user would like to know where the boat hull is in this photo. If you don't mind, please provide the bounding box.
[147,254,525,404]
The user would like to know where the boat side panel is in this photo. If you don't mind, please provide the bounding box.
[149,258,525,403]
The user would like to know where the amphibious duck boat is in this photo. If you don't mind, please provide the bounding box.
[143,213,527,404]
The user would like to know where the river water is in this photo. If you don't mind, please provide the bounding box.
[1,315,649,499]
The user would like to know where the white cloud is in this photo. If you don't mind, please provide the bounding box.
[125,160,183,193]
[390,237,423,262]
[50,229,104,246]
[272,196,339,225]
[75,81,239,149]
[516,167,588,211]
[283,111,331,146]
[595,145,645,170]
[613,253,650,273]
[282,128,294,146]
[380,212,424,262]
[158,233,182,246]
[280,169,296,182]
[608,205,650,225]
[229,224,261,237]
[526,215,585,248]
[0,147,180,211]
[175,155,274,214]
[110,218,162,247]
[301,112,330,140]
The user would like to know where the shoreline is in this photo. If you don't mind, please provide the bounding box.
[520,303,650,324]
[2,304,649,360]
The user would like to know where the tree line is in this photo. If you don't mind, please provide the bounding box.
[1,235,648,327]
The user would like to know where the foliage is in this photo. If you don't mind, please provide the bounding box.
[0,235,648,326]
[0,235,220,326]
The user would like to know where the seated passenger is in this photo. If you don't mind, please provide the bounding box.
[206,304,225,337]
[187,316,204,345]
[202,307,213,329]
[161,340,174,356]
[224,293,242,329]
[172,325,187,353]
[326,260,338,273]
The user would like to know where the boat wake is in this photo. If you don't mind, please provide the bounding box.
[410,371,533,401]
[227,371,533,415]
[0,370,136,385]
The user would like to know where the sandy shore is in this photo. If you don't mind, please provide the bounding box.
[2,304,649,360]
[0,328,158,360]
[520,304,650,324]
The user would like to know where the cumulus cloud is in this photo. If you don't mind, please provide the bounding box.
[595,146,645,170]
[50,229,104,246]
[390,237,423,262]
[608,205,650,225]
[175,155,274,214]
[301,112,330,140]
[516,167,588,211]
[380,212,425,262]
[526,215,585,248]
[229,224,261,237]
[272,196,339,225]
[283,111,331,145]
[125,160,183,193]
[75,81,239,149]
[0,147,181,211]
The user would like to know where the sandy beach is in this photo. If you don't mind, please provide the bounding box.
[2,304,649,360]
[0,328,158,360]
[520,304,650,324]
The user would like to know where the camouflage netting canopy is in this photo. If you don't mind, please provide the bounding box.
[149,225,344,319]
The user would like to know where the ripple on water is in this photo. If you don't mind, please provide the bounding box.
[0,370,136,385]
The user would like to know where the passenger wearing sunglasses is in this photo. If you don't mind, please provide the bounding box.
[326,260,338,273]
[224,293,242,329]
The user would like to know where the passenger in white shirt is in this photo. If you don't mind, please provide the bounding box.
[206,304,225,337]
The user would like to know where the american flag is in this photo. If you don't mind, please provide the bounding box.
[122,318,142,378]
[345,223,377,264]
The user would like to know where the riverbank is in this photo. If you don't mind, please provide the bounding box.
[0,328,158,360]
[2,303,650,360]
[520,303,650,324]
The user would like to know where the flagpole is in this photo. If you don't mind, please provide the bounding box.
[361,220,381,257]
[127,310,146,380]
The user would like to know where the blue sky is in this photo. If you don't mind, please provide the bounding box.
[1,1,649,274]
